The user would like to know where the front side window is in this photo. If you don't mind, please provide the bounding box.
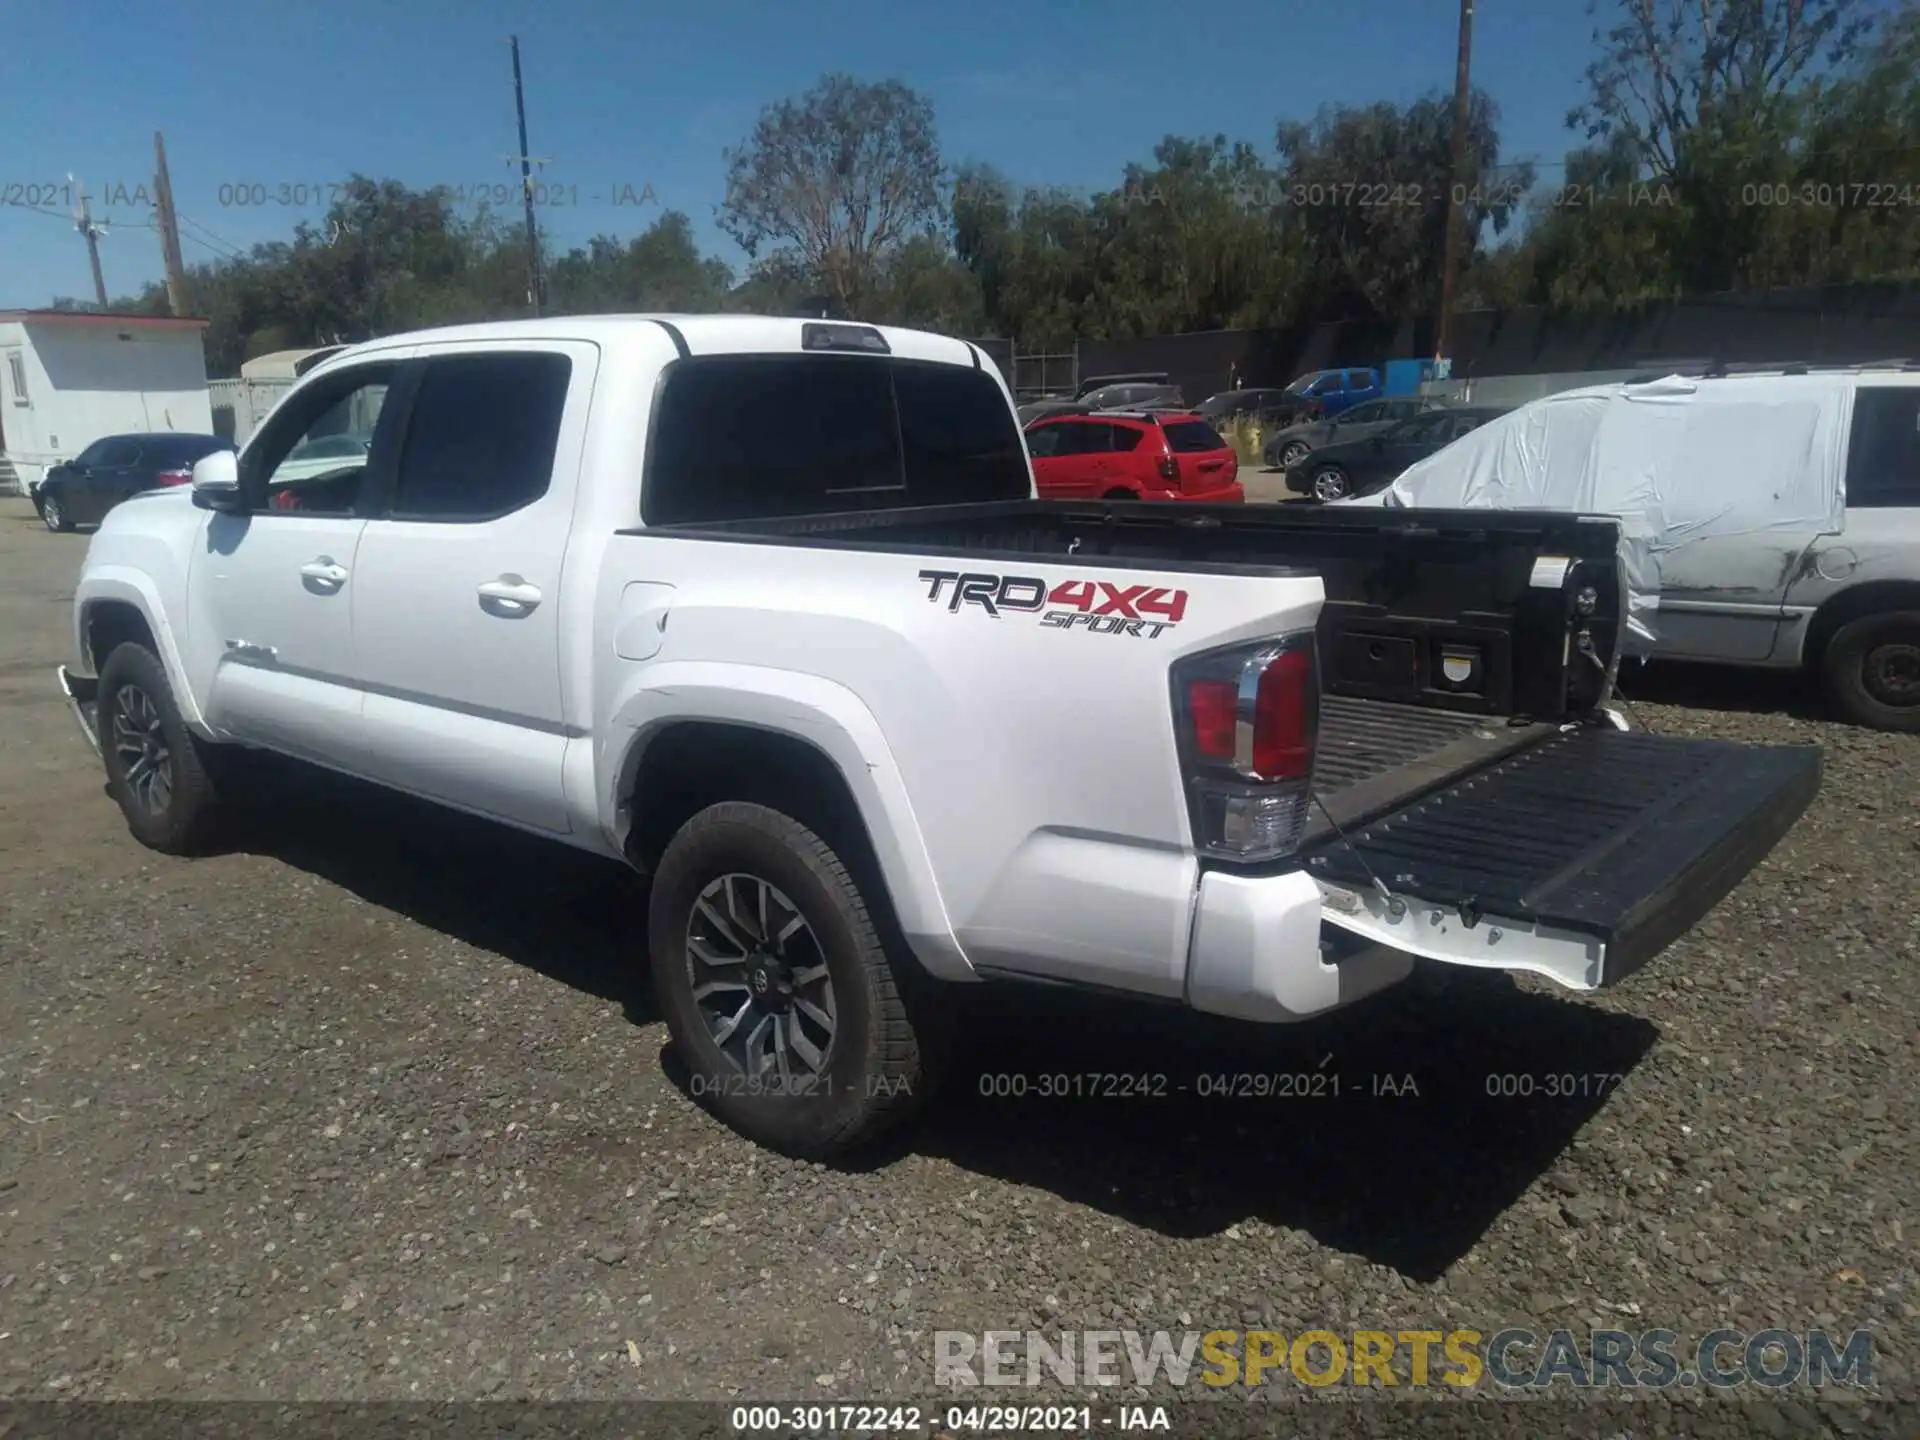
[1026,423,1068,458]
[251,368,396,516]
[1391,413,1449,444]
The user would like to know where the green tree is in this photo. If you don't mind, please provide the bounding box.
[546,211,734,314]
[1275,92,1531,323]
[719,74,946,315]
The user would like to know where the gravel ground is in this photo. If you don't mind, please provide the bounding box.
[0,496,1913,1432]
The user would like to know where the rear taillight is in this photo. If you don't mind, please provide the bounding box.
[156,468,192,487]
[1157,454,1180,484]
[1171,637,1319,862]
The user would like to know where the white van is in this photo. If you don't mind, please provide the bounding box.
[1378,366,1920,731]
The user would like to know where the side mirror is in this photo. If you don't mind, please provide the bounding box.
[190,449,246,513]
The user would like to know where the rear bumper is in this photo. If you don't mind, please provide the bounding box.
[1186,867,1415,1023]
[57,665,102,756]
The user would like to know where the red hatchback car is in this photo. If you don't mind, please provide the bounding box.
[1024,411,1244,502]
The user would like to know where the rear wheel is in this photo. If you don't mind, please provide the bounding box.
[1103,488,1135,501]
[648,801,937,1157]
[1309,465,1351,502]
[39,490,74,533]
[96,642,225,853]
[1822,612,1920,732]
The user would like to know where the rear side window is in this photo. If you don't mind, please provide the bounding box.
[1846,387,1920,508]
[645,355,1027,524]
[1109,424,1146,453]
[1163,420,1227,453]
[393,353,572,520]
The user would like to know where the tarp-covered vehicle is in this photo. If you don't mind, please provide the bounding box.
[1368,370,1920,731]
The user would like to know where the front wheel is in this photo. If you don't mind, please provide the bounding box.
[1278,439,1311,469]
[1822,612,1920,732]
[648,802,938,1157]
[39,490,74,533]
[96,642,226,853]
[1308,466,1351,502]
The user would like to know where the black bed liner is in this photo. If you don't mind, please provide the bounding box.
[1307,696,1554,843]
[1302,726,1823,985]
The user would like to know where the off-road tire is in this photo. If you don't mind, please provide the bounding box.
[96,641,225,854]
[648,801,937,1157]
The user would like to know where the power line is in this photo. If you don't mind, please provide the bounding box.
[175,213,249,261]
[0,200,76,222]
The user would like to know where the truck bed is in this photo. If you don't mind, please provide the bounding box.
[631,497,1818,981]
[640,498,1624,822]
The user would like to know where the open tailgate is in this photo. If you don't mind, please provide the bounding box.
[1303,725,1822,990]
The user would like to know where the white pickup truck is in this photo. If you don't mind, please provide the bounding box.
[58,315,1822,1157]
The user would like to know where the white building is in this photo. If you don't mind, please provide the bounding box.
[0,310,214,495]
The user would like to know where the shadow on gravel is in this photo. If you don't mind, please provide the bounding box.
[218,760,654,1021]
[213,758,1656,1281]
[907,967,1659,1282]
[1613,657,1824,721]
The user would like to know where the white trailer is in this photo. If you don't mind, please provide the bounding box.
[0,310,214,496]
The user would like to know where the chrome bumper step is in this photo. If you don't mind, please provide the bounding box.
[57,666,102,757]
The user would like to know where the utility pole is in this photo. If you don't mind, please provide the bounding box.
[71,176,110,309]
[1433,0,1476,368]
[506,36,545,316]
[153,132,190,316]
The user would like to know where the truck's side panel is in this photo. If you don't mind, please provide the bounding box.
[592,535,1326,991]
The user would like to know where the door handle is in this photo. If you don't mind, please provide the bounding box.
[477,577,543,615]
[299,557,349,588]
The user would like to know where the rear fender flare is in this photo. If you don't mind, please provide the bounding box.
[602,660,973,982]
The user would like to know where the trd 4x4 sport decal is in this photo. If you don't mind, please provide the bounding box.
[918,569,1188,638]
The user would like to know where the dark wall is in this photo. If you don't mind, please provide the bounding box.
[1448,285,1920,377]
[1034,284,1920,403]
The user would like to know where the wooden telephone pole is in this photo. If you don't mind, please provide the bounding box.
[1433,0,1476,368]
[506,36,545,316]
[153,132,190,316]
[71,178,110,309]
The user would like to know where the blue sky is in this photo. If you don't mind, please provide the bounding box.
[1,0,1600,309]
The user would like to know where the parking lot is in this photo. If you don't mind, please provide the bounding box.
[0,494,1912,1412]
